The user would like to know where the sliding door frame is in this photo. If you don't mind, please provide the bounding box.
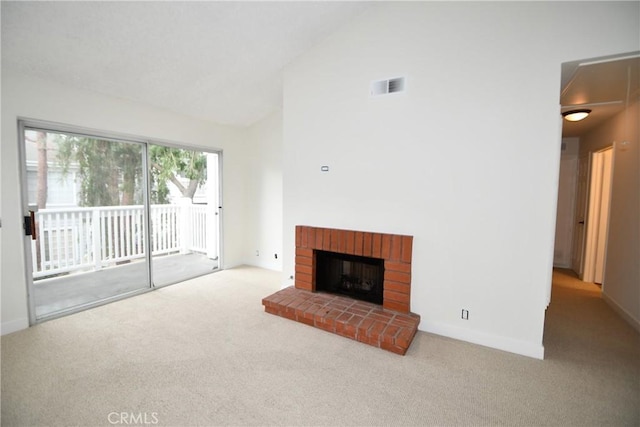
[17,118,223,325]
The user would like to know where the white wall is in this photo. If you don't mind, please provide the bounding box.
[243,110,283,271]
[554,137,579,268]
[1,68,247,334]
[282,2,640,358]
[580,100,639,331]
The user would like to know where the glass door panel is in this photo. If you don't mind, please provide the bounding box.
[23,128,150,319]
[148,145,219,287]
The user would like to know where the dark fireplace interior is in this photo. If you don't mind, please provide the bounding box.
[315,250,384,305]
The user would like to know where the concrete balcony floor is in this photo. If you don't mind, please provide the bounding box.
[34,253,218,319]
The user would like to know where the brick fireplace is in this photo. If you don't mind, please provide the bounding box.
[262,226,420,355]
[294,226,414,313]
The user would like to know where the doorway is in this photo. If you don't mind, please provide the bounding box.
[559,52,639,285]
[20,121,222,323]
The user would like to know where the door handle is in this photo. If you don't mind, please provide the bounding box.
[578,221,585,225]
[24,211,37,240]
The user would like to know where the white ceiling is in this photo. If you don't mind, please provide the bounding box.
[3,2,637,134]
[1,1,370,127]
[560,54,640,138]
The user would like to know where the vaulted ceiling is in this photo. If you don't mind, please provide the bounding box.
[1,1,370,127]
[3,2,637,135]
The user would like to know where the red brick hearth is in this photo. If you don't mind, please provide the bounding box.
[262,287,420,355]
[262,226,420,355]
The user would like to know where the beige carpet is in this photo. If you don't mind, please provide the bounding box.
[1,266,639,426]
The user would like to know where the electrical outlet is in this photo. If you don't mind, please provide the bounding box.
[274,253,278,259]
[256,250,259,256]
[461,309,469,320]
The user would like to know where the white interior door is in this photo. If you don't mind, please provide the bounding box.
[593,148,613,284]
[582,147,613,284]
[571,154,590,277]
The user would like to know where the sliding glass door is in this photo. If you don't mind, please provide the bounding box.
[148,145,220,287]
[22,126,150,320]
[21,122,222,322]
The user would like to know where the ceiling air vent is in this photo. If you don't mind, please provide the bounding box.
[370,76,406,97]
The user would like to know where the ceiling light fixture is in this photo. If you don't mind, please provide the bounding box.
[562,109,591,122]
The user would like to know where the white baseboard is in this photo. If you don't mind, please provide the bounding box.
[553,262,571,269]
[421,321,545,360]
[1,317,29,336]
[602,292,640,333]
[244,259,283,272]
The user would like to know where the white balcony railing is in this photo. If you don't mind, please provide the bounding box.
[31,204,212,279]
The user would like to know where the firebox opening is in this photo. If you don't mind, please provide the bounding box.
[315,250,384,305]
